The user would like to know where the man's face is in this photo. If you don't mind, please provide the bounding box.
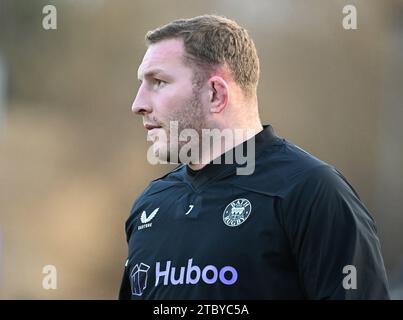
[132,38,207,162]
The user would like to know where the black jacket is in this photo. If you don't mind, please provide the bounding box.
[119,125,390,299]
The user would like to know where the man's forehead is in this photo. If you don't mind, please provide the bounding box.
[138,39,186,78]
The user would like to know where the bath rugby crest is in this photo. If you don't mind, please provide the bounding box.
[222,198,252,227]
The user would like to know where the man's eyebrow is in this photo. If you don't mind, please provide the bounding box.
[137,69,166,81]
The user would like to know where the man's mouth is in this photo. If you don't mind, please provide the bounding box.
[144,123,162,131]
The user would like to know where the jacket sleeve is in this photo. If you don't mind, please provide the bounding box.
[279,166,390,299]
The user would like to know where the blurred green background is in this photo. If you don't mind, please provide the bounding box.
[0,0,402,299]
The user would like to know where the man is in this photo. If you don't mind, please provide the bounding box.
[119,15,390,299]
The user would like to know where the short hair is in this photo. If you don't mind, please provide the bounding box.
[145,15,260,98]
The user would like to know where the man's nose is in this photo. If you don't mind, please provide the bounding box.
[131,87,152,115]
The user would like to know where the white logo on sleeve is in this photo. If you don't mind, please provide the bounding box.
[138,207,159,230]
[140,207,159,223]
[222,198,252,227]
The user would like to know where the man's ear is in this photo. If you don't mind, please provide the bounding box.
[208,76,229,113]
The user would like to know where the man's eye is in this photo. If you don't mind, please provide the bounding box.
[153,79,166,89]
